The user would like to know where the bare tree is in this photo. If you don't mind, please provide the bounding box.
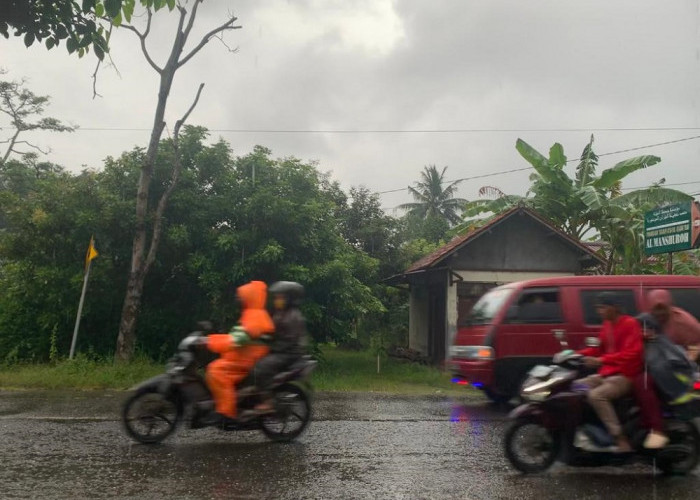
[114,1,240,361]
[0,71,75,163]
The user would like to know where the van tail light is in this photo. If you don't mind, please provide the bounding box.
[694,380,700,391]
[448,345,495,360]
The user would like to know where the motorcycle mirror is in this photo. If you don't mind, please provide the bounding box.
[585,336,600,348]
[552,329,568,347]
[196,320,213,332]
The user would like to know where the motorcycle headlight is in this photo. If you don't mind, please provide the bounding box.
[520,375,566,402]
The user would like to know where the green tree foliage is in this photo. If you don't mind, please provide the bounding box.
[0,0,176,59]
[0,132,393,362]
[1,72,75,163]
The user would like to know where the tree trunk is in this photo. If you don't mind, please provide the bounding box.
[115,269,145,361]
[114,70,174,361]
[113,5,239,362]
[605,248,615,275]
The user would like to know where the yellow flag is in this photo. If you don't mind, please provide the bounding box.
[85,236,98,270]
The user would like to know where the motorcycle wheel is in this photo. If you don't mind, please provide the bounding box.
[260,383,311,443]
[122,387,183,444]
[504,418,560,473]
[656,421,700,475]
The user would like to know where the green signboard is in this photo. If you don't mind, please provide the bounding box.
[644,202,693,255]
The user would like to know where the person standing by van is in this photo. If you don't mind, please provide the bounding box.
[577,292,644,453]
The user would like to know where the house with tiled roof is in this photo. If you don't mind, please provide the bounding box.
[386,205,606,363]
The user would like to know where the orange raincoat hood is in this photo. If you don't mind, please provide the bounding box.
[237,281,275,337]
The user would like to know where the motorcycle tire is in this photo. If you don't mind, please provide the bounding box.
[656,421,700,475]
[122,386,183,444]
[260,383,311,443]
[504,418,560,473]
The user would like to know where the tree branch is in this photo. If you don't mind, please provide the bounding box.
[2,128,21,163]
[178,16,241,68]
[213,33,239,53]
[144,83,205,275]
[121,9,162,74]
[181,0,201,41]
[92,57,103,99]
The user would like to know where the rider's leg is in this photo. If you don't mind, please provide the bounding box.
[206,358,237,418]
[633,372,669,448]
[587,375,634,451]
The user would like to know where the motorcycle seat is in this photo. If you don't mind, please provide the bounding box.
[272,356,314,383]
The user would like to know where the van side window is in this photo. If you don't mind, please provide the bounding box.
[508,288,562,324]
[580,289,637,325]
[669,288,700,321]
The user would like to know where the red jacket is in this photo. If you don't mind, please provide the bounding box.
[578,315,643,378]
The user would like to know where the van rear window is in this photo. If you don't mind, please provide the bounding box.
[669,289,700,321]
[580,289,638,325]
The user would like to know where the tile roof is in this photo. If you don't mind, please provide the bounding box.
[405,206,606,273]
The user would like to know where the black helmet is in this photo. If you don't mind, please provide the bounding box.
[269,281,304,307]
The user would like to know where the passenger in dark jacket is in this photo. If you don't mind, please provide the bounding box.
[253,281,308,412]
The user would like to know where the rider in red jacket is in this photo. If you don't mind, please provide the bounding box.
[576,292,643,452]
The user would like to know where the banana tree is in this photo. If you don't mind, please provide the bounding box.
[459,135,678,242]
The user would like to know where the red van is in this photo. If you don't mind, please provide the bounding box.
[448,275,700,402]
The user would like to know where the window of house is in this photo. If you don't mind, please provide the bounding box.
[580,289,638,325]
[507,287,563,324]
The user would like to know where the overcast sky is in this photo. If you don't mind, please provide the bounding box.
[3,0,700,213]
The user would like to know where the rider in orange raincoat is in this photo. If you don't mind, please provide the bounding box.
[205,280,274,420]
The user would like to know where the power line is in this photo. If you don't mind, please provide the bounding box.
[382,187,700,212]
[571,134,700,161]
[376,167,532,194]
[376,134,700,196]
[74,126,700,133]
[620,180,700,191]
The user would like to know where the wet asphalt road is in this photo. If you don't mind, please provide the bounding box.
[0,390,699,499]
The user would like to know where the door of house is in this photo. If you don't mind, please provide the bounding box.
[428,285,447,363]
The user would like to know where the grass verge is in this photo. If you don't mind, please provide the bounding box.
[0,346,477,397]
[312,346,473,396]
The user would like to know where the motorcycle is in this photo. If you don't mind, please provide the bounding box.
[503,333,700,475]
[122,325,317,444]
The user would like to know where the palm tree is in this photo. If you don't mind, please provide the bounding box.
[399,165,467,226]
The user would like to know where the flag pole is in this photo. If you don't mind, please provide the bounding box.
[70,260,92,360]
[70,237,98,360]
